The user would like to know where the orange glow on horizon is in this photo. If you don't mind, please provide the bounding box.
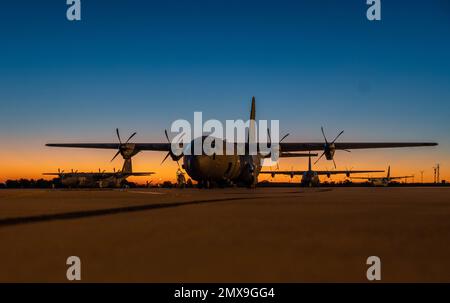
[0,142,447,184]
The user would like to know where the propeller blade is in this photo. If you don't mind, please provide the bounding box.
[164,129,170,142]
[176,133,186,144]
[116,128,122,144]
[111,150,121,162]
[267,128,271,143]
[331,130,344,144]
[321,126,328,143]
[332,158,337,169]
[280,133,290,142]
[125,132,137,144]
[343,149,351,153]
[314,152,325,164]
[160,152,171,165]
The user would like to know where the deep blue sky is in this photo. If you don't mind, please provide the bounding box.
[0,0,449,179]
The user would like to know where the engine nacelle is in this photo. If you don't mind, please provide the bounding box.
[120,143,140,159]
[324,143,336,160]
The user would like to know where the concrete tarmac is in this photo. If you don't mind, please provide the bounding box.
[0,187,449,282]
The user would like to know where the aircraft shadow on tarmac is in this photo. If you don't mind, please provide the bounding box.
[223,188,334,194]
[0,194,308,228]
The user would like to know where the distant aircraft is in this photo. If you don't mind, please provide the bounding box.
[260,152,384,187]
[44,130,154,188]
[350,166,413,186]
[46,97,437,188]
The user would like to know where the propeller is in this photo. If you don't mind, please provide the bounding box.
[345,166,354,178]
[161,129,184,167]
[267,128,289,169]
[280,133,289,143]
[111,128,137,162]
[314,126,350,168]
[267,128,289,145]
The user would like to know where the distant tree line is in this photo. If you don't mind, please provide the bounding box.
[0,178,195,189]
[0,179,55,189]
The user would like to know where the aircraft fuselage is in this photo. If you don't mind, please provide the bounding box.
[369,178,389,186]
[182,154,262,186]
[59,174,126,188]
[301,171,321,187]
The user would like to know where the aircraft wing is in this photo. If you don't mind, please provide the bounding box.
[260,170,384,176]
[43,172,98,176]
[388,176,414,180]
[46,142,437,153]
[127,172,155,176]
[98,172,155,177]
[280,142,437,152]
[314,170,384,175]
[280,152,318,158]
[260,171,306,176]
[46,143,171,151]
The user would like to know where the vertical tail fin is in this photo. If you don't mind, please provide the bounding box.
[250,96,256,121]
[308,151,312,171]
[121,158,132,174]
[248,96,256,144]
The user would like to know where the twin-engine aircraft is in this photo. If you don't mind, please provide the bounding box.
[260,152,384,187]
[350,166,414,186]
[46,97,437,187]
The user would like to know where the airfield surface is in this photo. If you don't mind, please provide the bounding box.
[0,187,449,282]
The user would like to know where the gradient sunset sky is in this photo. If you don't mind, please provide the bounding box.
[0,0,449,183]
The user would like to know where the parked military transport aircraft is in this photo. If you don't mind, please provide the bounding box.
[260,152,384,187]
[350,166,413,186]
[44,130,154,188]
[46,97,437,187]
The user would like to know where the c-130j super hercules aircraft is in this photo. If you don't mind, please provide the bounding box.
[260,152,385,187]
[46,97,437,188]
[44,131,154,188]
